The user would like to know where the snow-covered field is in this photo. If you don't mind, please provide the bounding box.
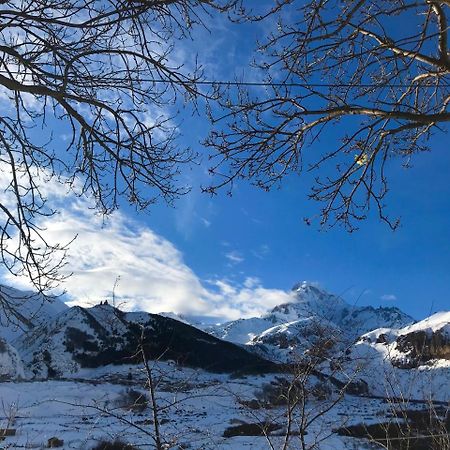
[0,363,390,449]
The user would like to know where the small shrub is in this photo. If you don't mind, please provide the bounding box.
[0,428,16,437]
[254,377,304,407]
[311,380,332,401]
[239,399,262,410]
[223,421,282,438]
[91,440,140,450]
[47,436,64,448]
[115,388,148,413]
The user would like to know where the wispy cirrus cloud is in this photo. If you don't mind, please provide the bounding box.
[201,218,211,228]
[252,244,270,260]
[380,294,397,301]
[225,250,245,264]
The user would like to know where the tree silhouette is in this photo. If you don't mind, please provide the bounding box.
[0,0,234,294]
[206,0,450,230]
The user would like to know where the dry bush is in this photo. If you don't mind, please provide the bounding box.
[114,388,148,413]
[91,440,140,450]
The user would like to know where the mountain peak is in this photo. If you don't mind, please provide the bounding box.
[281,282,348,321]
[292,281,322,293]
[209,282,414,354]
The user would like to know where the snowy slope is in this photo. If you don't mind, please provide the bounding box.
[251,317,343,362]
[398,311,450,337]
[354,311,450,366]
[0,363,392,450]
[206,316,282,345]
[0,284,68,341]
[342,312,450,401]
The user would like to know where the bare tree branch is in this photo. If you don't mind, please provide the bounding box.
[0,0,236,294]
[205,0,450,231]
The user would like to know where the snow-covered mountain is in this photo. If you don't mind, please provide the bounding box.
[0,281,447,402]
[0,282,448,450]
[206,282,414,361]
[14,303,278,378]
[0,284,68,341]
[351,311,450,368]
[341,311,450,401]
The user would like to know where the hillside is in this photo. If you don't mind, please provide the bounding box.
[341,311,450,401]
[15,303,279,378]
[0,284,68,341]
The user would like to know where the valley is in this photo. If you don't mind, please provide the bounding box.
[0,283,448,449]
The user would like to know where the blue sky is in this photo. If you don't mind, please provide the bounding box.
[1,4,449,321]
[113,8,450,321]
[128,127,450,320]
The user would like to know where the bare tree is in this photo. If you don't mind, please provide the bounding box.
[0,0,234,295]
[230,321,366,450]
[205,0,450,230]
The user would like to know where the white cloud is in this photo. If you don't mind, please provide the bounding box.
[201,217,211,228]
[225,250,244,264]
[207,278,294,320]
[380,294,397,301]
[252,244,270,260]
[0,169,291,321]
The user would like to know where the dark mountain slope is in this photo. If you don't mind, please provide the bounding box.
[16,304,279,377]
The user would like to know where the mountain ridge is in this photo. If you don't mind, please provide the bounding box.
[14,303,279,378]
[204,282,415,362]
[0,284,68,341]
[0,281,448,402]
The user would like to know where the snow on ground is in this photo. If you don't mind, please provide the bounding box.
[0,363,384,449]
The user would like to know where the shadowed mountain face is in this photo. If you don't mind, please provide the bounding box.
[0,337,24,379]
[15,304,279,378]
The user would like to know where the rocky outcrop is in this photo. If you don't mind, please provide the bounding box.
[394,329,450,367]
